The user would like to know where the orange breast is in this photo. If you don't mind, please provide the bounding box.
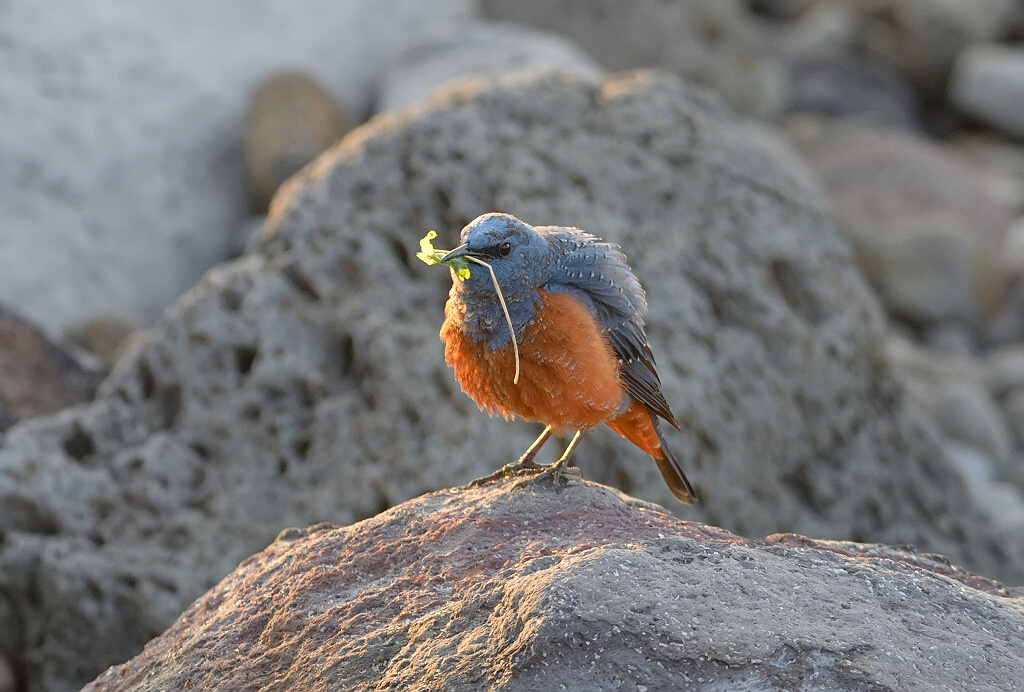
[441,289,624,434]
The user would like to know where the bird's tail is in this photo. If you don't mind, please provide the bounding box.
[653,421,699,505]
[605,402,699,505]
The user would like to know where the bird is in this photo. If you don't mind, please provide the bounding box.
[437,212,698,504]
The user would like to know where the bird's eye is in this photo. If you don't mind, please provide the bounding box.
[498,241,512,257]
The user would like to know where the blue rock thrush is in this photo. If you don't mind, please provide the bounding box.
[439,212,697,504]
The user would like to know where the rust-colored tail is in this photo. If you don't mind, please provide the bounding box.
[605,402,699,505]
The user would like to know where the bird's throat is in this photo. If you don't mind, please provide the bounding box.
[450,287,541,350]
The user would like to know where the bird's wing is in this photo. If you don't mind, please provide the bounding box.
[540,228,680,430]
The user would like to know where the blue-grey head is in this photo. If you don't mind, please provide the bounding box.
[441,213,554,345]
[442,213,553,298]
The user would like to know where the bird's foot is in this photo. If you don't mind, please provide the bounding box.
[466,455,549,488]
[511,459,582,492]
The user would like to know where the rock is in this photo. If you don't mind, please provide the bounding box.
[944,133,1024,219]
[933,382,1013,474]
[950,44,1024,139]
[63,313,145,374]
[780,1,861,56]
[226,215,267,258]
[884,335,983,408]
[919,322,975,356]
[0,656,13,692]
[0,0,475,333]
[82,479,1024,692]
[0,304,98,431]
[1002,217,1024,275]
[798,125,1012,327]
[479,0,783,117]
[972,480,1024,533]
[983,345,1024,397]
[749,0,816,19]
[943,442,997,487]
[1000,388,1024,450]
[813,0,1016,91]
[245,71,352,213]
[2,70,1020,690]
[781,54,920,130]
[378,21,605,113]
[985,279,1024,347]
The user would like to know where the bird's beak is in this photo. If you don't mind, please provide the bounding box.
[440,244,477,262]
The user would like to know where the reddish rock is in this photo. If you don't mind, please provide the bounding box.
[0,304,97,430]
[83,476,1023,692]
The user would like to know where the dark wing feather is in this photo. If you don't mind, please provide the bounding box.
[607,325,680,430]
[539,227,679,429]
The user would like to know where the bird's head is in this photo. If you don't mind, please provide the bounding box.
[442,213,552,301]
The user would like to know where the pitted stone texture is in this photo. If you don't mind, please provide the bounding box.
[1,71,1020,691]
[0,0,474,333]
[82,480,1024,692]
[378,20,605,112]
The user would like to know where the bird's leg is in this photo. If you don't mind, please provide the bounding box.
[513,429,584,490]
[516,425,554,468]
[467,425,553,487]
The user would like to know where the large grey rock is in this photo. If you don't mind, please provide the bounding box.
[795,125,1012,327]
[82,479,1024,692]
[0,0,474,333]
[378,21,605,112]
[479,0,782,117]
[951,45,1024,139]
[2,70,1021,691]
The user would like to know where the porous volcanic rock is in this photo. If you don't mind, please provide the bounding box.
[2,70,1020,691]
[82,478,1024,692]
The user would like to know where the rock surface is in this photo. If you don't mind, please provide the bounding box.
[796,125,1012,326]
[0,656,13,692]
[933,381,1013,475]
[951,45,1024,139]
[245,71,352,213]
[0,0,474,333]
[794,0,1016,90]
[781,54,920,129]
[378,21,605,113]
[0,305,98,431]
[63,313,144,374]
[3,70,1023,691]
[82,478,1024,692]
[479,0,781,117]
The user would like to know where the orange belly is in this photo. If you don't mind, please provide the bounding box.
[441,289,624,434]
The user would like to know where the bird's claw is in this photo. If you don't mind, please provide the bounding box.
[511,461,581,491]
[466,456,549,488]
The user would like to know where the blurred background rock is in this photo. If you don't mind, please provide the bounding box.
[4,0,1024,690]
